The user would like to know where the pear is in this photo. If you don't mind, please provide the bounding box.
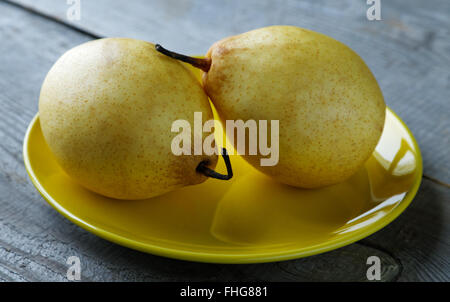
[156,26,386,188]
[39,38,231,200]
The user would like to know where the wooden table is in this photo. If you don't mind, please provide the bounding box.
[0,0,448,282]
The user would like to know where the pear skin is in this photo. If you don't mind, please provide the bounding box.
[202,26,386,188]
[39,38,218,200]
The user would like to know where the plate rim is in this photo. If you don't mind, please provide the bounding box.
[23,107,423,264]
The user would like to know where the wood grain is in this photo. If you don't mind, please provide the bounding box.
[0,0,448,282]
[6,0,450,184]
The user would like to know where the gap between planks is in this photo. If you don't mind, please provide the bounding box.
[1,0,102,39]
[2,0,450,192]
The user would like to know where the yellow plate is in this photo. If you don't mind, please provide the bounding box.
[23,106,422,263]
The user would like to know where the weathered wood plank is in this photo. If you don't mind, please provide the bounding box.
[7,0,450,183]
[360,178,450,282]
[0,0,448,282]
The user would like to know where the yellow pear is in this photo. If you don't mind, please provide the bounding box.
[156,26,386,188]
[39,38,232,200]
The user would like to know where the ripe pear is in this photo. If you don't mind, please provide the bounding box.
[39,38,229,200]
[157,26,386,188]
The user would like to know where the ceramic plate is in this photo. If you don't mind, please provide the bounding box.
[23,106,422,263]
[23,65,422,263]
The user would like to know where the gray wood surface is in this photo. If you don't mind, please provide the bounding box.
[9,0,450,183]
[0,0,448,282]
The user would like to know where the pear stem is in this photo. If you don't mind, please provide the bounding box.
[197,148,233,180]
[155,44,211,72]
